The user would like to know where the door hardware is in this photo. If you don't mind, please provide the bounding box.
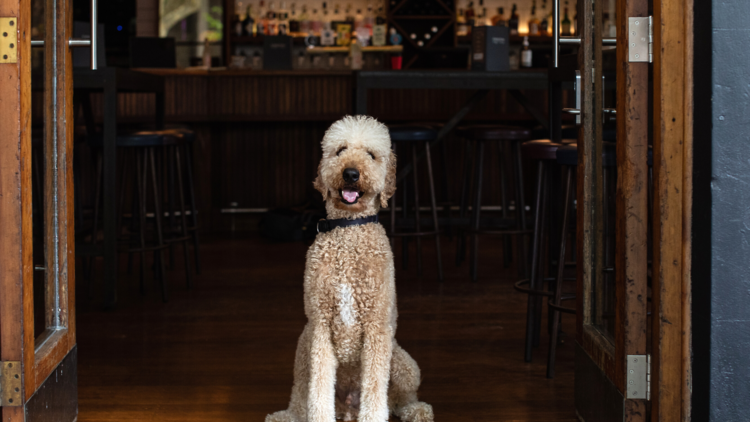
[0,361,22,406]
[626,354,651,400]
[0,18,18,64]
[628,17,653,63]
[29,0,98,69]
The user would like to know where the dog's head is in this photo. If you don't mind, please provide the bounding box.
[314,116,396,217]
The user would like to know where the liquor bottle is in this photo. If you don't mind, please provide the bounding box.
[372,4,387,46]
[345,3,354,22]
[354,9,364,33]
[299,4,310,34]
[289,3,299,33]
[364,4,375,36]
[267,1,278,35]
[257,1,268,34]
[350,37,363,69]
[278,1,290,35]
[509,4,519,35]
[310,8,322,35]
[528,1,539,35]
[202,38,212,67]
[233,13,243,36]
[521,36,532,67]
[540,10,549,35]
[561,7,571,36]
[491,7,506,26]
[465,2,475,28]
[456,8,468,36]
[243,5,255,36]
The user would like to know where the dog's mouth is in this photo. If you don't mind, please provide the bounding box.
[339,188,364,205]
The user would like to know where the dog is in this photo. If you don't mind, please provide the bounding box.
[266,116,434,422]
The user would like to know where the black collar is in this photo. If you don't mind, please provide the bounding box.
[317,215,379,233]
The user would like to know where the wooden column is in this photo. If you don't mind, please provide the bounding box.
[652,0,692,420]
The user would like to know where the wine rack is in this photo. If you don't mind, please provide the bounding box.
[387,0,458,69]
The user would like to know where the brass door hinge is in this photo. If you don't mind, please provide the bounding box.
[0,361,22,406]
[0,18,18,64]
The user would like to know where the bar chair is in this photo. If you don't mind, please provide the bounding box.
[455,125,533,282]
[388,125,443,282]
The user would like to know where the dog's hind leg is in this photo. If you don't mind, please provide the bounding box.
[388,343,434,422]
[266,324,313,422]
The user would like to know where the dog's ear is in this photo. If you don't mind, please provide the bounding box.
[313,162,330,201]
[380,150,397,208]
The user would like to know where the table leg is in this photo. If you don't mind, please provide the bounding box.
[355,74,368,115]
[103,79,118,309]
[508,89,549,132]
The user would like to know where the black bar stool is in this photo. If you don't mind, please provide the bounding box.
[89,130,189,302]
[514,139,573,362]
[161,127,202,276]
[455,125,533,282]
[388,125,443,282]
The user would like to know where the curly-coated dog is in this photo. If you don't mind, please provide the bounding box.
[266,116,433,422]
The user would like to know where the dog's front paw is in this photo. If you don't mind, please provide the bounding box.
[265,410,300,422]
[395,402,434,422]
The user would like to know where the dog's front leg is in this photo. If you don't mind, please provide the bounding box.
[359,323,393,422]
[308,321,337,422]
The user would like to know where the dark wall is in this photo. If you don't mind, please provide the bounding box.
[692,0,750,420]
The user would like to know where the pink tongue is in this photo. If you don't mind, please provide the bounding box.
[342,189,360,203]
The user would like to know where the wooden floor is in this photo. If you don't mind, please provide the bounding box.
[76,233,577,421]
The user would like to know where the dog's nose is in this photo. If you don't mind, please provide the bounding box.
[342,168,360,183]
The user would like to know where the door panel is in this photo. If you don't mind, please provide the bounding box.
[0,0,78,419]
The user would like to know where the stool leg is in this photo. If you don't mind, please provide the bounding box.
[402,166,409,270]
[136,150,148,295]
[88,154,103,284]
[499,142,512,268]
[456,140,473,267]
[148,148,169,303]
[412,143,423,277]
[390,144,397,252]
[184,145,202,274]
[525,160,546,362]
[439,137,453,239]
[175,147,193,289]
[513,141,530,281]
[424,140,444,282]
[167,145,177,270]
[547,166,572,378]
[533,165,550,348]
[469,141,485,283]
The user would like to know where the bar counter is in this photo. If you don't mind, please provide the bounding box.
[75,68,567,233]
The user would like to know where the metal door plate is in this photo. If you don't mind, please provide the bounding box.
[628,17,652,63]
[1,361,22,406]
[0,18,18,64]
[626,354,650,399]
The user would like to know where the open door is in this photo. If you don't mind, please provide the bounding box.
[0,0,91,419]
[569,0,692,420]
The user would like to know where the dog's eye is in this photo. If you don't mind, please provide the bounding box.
[368,152,375,160]
[336,147,347,156]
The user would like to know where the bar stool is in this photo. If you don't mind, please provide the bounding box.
[388,125,443,282]
[89,130,189,302]
[160,127,202,276]
[514,139,574,363]
[455,125,533,282]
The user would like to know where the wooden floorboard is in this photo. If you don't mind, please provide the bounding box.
[76,233,577,421]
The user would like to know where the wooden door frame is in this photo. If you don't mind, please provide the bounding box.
[0,0,77,419]
[652,0,692,420]
[576,0,693,420]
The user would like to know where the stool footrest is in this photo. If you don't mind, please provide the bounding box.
[513,279,554,297]
[548,301,576,314]
[463,228,533,236]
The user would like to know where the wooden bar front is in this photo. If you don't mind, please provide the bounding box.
[73,70,560,232]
